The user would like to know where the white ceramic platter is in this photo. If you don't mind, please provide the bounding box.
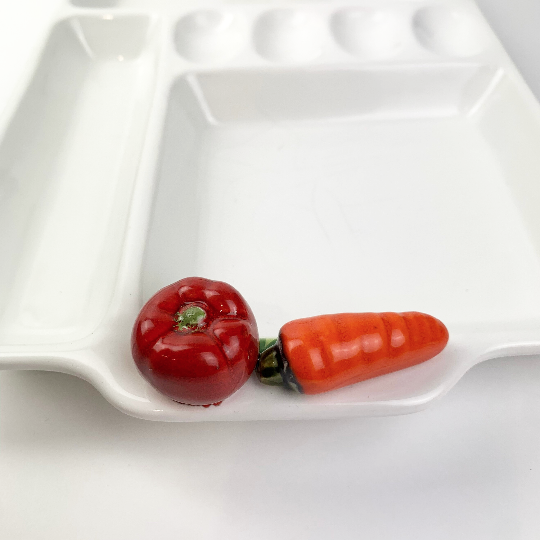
[2,0,540,421]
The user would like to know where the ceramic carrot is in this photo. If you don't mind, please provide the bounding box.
[256,312,449,394]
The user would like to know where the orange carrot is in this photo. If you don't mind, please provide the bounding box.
[256,312,449,394]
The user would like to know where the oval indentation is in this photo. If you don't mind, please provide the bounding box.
[175,10,247,63]
[71,0,118,6]
[331,8,405,59]
[413,5,489,57]
[253,9,324,63]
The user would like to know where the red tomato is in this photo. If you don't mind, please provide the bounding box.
[132,277,259,406]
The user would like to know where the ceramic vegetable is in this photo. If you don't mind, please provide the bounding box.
[256,312,448,394]
[132,277,259,406]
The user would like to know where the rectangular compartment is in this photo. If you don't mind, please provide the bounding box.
[143,66,540,338]
[0,15,158,345]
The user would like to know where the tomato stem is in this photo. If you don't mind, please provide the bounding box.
[175,305,206,332]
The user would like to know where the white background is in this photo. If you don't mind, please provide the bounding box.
[1,1,540,538]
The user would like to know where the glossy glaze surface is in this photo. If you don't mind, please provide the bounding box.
[131,277,259,406]
[279,312,449,395]
[3,0,540,421]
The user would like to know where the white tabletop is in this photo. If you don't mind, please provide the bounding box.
[1,1,540,539]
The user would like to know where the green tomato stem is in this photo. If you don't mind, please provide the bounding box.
[176,305,206,332]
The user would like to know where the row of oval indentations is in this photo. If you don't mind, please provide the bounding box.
[174,5,491,63]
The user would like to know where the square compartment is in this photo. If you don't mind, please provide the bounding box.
[142,65,540,339]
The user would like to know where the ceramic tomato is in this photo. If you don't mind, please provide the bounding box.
[132,277,259,406]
